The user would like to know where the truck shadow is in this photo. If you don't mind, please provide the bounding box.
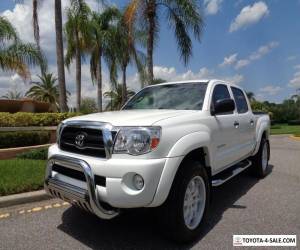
[58,165,273,250]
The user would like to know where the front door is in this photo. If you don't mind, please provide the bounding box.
[210,84,240,173]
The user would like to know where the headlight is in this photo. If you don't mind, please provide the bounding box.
[113,127,161,155]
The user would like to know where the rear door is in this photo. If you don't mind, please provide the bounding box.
[230,87,256,157]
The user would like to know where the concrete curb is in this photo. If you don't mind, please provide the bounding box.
[289,135,300,141]
[0,144,52,160]
[0,190,52,208]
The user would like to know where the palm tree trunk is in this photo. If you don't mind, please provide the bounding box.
[32,0,46,74]
[75,32,81,111]
[122,64,127,105]
[146,0,156,86]
[96,50,103,112]
[54,0,68,112]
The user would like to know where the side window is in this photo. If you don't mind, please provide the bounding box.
[211,84,231,108]
[231,87,249,113]
[211,84,232,115]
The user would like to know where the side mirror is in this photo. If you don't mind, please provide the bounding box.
[212,98,235,115]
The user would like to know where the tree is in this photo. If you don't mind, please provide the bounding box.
[65,0,91,111]
[80,97,98,114]
[14,0,46,74]
[26,73,60,110]
[0,16,46,80]
[1,90,23,99]
[104,84,135,110]
[246,91,256,102]
[114,13,146,105]
[291,88,300,102]
[89,7,120,111]
[152,78,166,84]
[124,0,204,85]
[54,0,68,112]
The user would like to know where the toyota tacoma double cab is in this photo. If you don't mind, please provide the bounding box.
[45,79,270,242]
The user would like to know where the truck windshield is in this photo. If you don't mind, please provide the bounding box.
[123,83,208,110]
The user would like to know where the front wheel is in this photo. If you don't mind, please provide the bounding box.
[159,161,210,243]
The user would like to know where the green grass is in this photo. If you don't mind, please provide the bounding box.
[271,124,300,135]
[0,159,46,196]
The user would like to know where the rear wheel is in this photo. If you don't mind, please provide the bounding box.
[251,137,270,177]
[159,160,210,243]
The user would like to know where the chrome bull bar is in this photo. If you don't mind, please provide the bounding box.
[44,154,119,219]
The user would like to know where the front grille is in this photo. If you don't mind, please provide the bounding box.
[59,126,106,158]
[52,164,106,187]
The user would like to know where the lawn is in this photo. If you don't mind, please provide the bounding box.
[0,159,46,196]
[271,124,300,135]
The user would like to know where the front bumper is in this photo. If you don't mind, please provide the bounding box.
[45,155,119,219]
[44,144,166,219]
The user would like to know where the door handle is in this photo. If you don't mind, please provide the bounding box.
[234,121,239,127]
[250,119,254,126]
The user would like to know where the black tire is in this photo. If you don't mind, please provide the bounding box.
[250,137,270,178]
[159,160,210,243]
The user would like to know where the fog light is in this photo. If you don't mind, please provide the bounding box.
[133,174,144,190]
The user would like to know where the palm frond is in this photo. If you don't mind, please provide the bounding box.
[0,16,18,43]
[0,42,46,79]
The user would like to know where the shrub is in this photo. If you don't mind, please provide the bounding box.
[0,131,51,148]
[16,147,48,160]
[80,98,98,114]
[288,120,300,125]
[0,112,80,127]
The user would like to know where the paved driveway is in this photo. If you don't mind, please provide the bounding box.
[0,135,299,249]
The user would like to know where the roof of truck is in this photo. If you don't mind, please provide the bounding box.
[151,79,240,89]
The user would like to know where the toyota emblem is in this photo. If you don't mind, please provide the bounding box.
[75,133,86,148]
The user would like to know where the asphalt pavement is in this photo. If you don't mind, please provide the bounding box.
[0,135,299,250]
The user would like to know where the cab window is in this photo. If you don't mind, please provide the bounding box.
[231,87,249,113]
[211,84,232,114]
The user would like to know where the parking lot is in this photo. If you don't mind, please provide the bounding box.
[0,135,299,249]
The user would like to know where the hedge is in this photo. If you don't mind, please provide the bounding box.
[288,120,300,126]
[0,112,80,127]
[16,147,48,160]
[0,131,51,148]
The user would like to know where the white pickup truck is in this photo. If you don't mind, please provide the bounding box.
[45,79,270,242]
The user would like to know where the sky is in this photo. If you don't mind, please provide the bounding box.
[0,0,300,107]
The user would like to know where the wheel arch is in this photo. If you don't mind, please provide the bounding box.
[253,127,270,156]
[149,132,212,207]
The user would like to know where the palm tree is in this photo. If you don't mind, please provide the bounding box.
[246,91,256,102]
[291,88,300,102]
[26,73,59,108]
[1,90,23,99]
[114,13,146,105]
[89,7,120,111]
[65,0,91,111]
[104,84,135,110]
[0,16,45,80]
[54,0,68,112]
[124,0,204,85]
[14,0,45,74]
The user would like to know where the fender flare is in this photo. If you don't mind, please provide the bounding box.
[149,131,211,207]
[253,123,270,155]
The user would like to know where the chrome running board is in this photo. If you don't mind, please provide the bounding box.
[212,160,252,187]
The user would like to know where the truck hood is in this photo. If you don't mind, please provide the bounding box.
[64,109,197,126]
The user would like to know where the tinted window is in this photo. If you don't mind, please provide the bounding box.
[123,83,208,110]
[212,84,231,108]
[231,87,249,113]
